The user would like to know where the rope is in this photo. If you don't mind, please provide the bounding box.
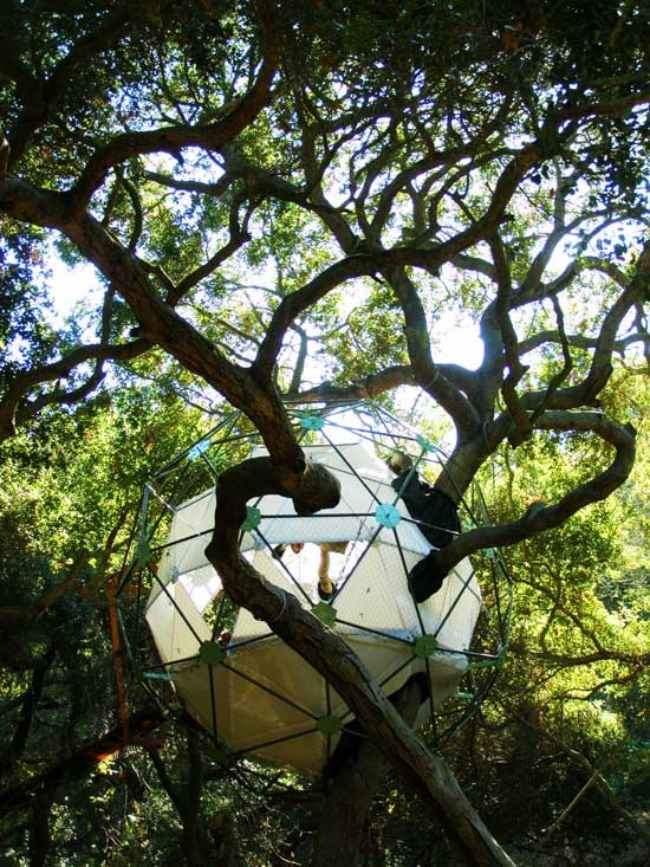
[267,588,288,623]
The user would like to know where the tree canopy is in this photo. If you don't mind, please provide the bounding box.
[1,1,649,864]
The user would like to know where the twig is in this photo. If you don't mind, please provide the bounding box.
[540,768,600,840]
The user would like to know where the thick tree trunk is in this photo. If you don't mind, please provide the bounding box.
[181,824,214,867]
[312,680,424,867]
[28,793,52,867]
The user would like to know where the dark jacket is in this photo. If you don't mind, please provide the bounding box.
[391,471,460,603]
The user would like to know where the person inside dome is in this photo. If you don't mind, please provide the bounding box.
[387,451,460,602]
[272,541,346,601]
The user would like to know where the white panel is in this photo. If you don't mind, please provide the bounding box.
[414,652,469,724]
[172,664,227,736]
[149,489,216,604]
[146,588,177,664]
[334,543,417,635]
[171,638,338,775]
[339,633,415,708]
[253,730,332,776]
[170,581,211,661]
[146,581,210,664]
[417,558,481,651]
[179,563,224,614]
[232,549,316,640]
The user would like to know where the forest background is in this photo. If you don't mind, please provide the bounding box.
[0,1,649,865]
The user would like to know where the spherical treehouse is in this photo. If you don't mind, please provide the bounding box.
[135,402,511,775]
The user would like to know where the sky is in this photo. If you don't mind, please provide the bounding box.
[49,249,103,325]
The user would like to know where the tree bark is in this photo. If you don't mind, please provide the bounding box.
[28,793,53,867]
[312,680,425,867]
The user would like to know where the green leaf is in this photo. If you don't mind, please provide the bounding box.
[312,602,337,627]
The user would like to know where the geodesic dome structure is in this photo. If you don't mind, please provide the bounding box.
[135,403,511,776]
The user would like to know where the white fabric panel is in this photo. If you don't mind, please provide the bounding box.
[414,653,469,724]
[146,581,210,664]
[172,639,338,773]
[150,489,216,605]
[335,633,414,711]
[170,582,210,659]
[417,557,482,651]
[233,545,370,640]
[225,640,329,725]
[172,664,226,736]
[170,632,431,775]
[248,442,390,485]
[253,731,330,775]
[334,542,419,634]
[333,544,479,652]
[146,587,177,664]
[179,563,224,614]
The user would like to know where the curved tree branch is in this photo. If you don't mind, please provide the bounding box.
[434,411,636,573]
[489,233,531,446]
[1,337,149,441]
[205,457,515,867]
[287,363,480,404]
[381,265,480,437]
[518,240,650,413]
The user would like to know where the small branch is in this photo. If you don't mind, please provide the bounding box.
[0,707,165,817]
[570,240,650,405]
[490,234,530,446]
[144,171,232,199]
[1,337,150,440]
[101,171,122,227]
[0,645,56,779]
[510,701,650,843]
[288,365,415,402]
[35,550,90,617]
[287,323,309,394]
[121,177,144,252]
[556,89,650,123]
[540,769,600,840]
[148,747,185,816]
[528,296,573,427]
[510,240,650,416]
[518,330,647,357]
[168,227,251,305]
[252,136,551,384]
[381,265,480,437]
